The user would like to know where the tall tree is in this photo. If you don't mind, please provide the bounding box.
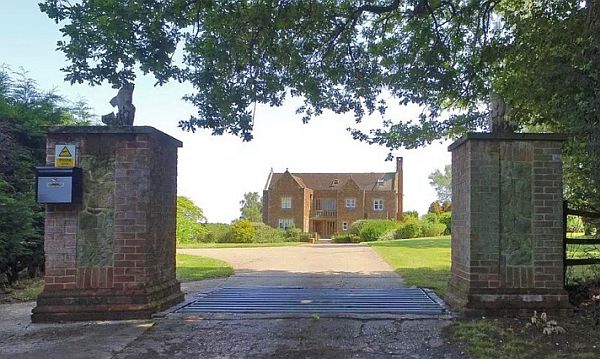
[239,192,263,223]
[428,165,451,203]
[40,1,600,209]
[176,196,207,243]
[0,67,81,286]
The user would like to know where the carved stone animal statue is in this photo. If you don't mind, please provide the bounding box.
[488,92,517,134]
[101,85,136,126]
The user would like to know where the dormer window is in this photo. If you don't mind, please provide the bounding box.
[330,179,339,186]
[377,179,384,186]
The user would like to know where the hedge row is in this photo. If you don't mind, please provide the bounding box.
[332,212,451,243]
[176,220,311,244]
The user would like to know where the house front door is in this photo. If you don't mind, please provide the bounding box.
[313,220,336,239]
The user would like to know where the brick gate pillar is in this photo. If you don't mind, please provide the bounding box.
[447,133,571,314]
[32,126,184,322]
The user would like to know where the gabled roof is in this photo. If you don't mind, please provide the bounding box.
[267,172,396,191]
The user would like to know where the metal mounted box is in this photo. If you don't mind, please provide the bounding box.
[35,167,82,204]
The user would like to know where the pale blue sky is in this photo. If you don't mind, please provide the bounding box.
[1,1,451,222]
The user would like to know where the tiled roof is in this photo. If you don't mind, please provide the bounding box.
[269,172,396,191]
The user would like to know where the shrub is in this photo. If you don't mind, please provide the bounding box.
[251,222,287,243]
[199,223,231,243]
[438,212,452,234]
[422,222,447,237]
[567,215,584,233]
[349,220,367,236]
[394,217,422,239]
[358,220,400,242]
[331,234,361,243]
[226,219,256,243]
[403,211,419,219]
[421,213,439,224]
[284,227,303,241]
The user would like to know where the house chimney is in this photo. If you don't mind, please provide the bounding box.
[396,157,404,221]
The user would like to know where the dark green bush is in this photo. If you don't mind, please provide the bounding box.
[349,220,367,236]
[421,222,447,237]
[226,219,256,243]
[394,218,422,239]
[200,223,231,243]
[421,213,439,224]
[438,212,452,234]
[251,222,287,243]
[358,220,400,242]
[331,234,361,243]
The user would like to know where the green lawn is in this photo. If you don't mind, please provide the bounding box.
[369,236,451,298]
[176,254,234,281]
[177,241,305,249]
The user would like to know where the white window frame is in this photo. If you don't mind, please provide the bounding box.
[373,199,384,211]
[281,196,292,209]
[345,198,356,209]
[342,222,349,231]
[278,218,294,229]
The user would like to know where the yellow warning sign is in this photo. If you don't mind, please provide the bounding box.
[58,146,72,157]
[55,145,76,168]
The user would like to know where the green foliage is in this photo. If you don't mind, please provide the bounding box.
[40,1,600,212]
[428,200,452,215]
[394,217,422,239]
[428,165,451,203]
[251,222,287,243]
[421,222,447,237]
[402,211,419,219]
[358,220,400,242]
[201,223,231,243]
[438,212,452,235]
[421,213,439,225]
[225,219,257,243]
[176,196,207,243]
[331,233,361,243]
[348,220,367,236]
[567,215,585,233]
[0,67,84,287]
[239,192,262,222]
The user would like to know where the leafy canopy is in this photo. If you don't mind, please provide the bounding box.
[428,164,451,203]
[239,191,262,222]
[40,1,600,208]
[40,0,500,147]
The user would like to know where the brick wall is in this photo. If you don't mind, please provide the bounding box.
[33,126,184,322]
[265,172,308,231]
[447,133,569,313]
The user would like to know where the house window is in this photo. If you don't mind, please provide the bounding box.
[278,218,294,229]
[281,196,292,209]
[373,199,384,211]
[345,198,356,208]
[377,179,385,186]
[342,222,349,231]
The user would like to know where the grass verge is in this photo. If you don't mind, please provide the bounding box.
[1,278,44,303]
[368,236,451,298]
[177,241,305,249]
[176,253,234,281]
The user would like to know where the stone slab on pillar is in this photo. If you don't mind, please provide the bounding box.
[447,133,571,314]
[32,126,184,322]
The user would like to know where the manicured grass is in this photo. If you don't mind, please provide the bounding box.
[368,236,451,298]
[176,254,234,282]
[177,241,305,249]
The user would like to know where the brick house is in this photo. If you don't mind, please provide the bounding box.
[262,158,404,238]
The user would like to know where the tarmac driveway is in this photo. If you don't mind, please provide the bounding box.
[178,243,405,288]
[0,244,462,359]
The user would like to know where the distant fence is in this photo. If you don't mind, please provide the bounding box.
[563,201,600,285]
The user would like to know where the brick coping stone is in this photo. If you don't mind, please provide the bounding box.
[448,132,567,151]
[47,125,183,148]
